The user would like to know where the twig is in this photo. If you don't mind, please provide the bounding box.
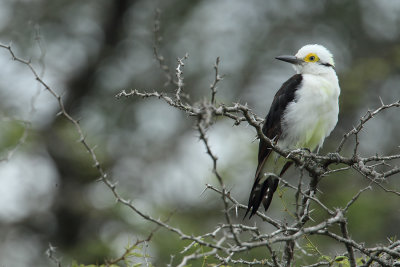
[340,220,356,267]
[337,100,400,153]
[153,9,173,87]
[4,39,400,266]
[196,117,242,245]
[210,57,223,104]
[175,53,188,103]
[46,243,62,267]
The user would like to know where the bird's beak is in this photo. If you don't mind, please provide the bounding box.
[275,55,303,65]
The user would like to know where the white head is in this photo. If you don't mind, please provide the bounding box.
[276,44,336,75]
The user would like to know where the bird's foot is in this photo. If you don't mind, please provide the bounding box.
[286,148,310,159]
[326,152,341,163]
[322,152,342,169]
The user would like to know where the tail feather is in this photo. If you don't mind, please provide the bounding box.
[244,175,279,219]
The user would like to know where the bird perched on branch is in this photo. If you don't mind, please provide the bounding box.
[245,44,340,219]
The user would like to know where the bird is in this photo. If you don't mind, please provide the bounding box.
[244,44,340,219]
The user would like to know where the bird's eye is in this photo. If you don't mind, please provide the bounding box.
[304,53,319,62]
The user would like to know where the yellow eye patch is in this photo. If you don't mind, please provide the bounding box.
[304,53,319,62]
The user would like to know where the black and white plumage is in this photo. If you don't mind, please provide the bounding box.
[245,44,340,219]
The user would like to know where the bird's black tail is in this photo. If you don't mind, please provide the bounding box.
[244,174,279,219]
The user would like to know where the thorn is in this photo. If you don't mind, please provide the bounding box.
[110,181,119,189]
[379,96,384,106]
[48,242,57,252]
[200,186,208,197]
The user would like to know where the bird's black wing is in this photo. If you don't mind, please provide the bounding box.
[245,74,303,219]
[255,74,302,176]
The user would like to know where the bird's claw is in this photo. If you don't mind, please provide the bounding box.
[286,148,310,159]
[327,152,341,163]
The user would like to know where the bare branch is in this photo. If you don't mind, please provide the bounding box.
[46,243,62,267]
[175,53,188,103]
[210,57,223,104]
[3,37,400,266]
[337,100,400,153]
[196,115,242,245]
[153,9,173,87]
[340,220,356,267]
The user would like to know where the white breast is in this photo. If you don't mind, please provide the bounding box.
[280,73,340,151]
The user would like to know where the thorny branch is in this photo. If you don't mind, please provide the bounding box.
[196,118,242,246]
[2,40,400,266]
[175,53,188,104]
[340,220,356,267]
[115,52,400,265]
[46,244,62,267]
[337,99,400,153]
[0,34,44,163]
[210,56,223,105]
[105,227,159,267]
[153,9,173,87]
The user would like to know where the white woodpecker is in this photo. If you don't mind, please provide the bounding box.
[245,44,340,219]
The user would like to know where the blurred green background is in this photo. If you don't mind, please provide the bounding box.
[0,0,400,266]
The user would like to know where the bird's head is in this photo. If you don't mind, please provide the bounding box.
[276,44,335,75]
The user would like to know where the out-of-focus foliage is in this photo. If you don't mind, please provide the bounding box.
[0,0,399,266]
